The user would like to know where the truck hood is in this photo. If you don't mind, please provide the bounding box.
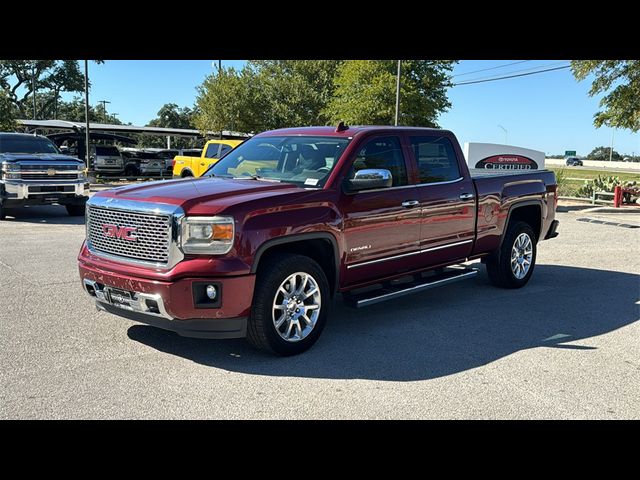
[99,176,305,212]
[0,153,83,163]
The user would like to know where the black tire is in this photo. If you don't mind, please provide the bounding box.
[181,170,194,178]
[66,204,86,217]
[0,202,6,220]
[124,164,139,177]
[247,253,329,356]
[485,221,537,289]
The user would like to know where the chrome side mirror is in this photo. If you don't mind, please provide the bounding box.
[347,168,393,191]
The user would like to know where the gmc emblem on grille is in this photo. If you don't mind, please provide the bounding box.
[102,224,138,241]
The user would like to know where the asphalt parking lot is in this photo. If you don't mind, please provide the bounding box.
[1,204,639,419]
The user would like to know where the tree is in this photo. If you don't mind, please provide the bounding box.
[0,90,17,131]
[587,146,622,161]
[195,66,266,135]
[325,60,456,126]
[138,103,198,149]
[0,60,88,119]
[54,96,122,124]
[571,60,640,132]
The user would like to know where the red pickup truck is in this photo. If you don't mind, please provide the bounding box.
[78,125,559,355]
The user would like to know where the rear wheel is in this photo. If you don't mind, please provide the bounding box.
[66,204,86,217]
[247,254,329,356]
[485,221,537,288]
[181,170,193,178]
[124,164,139,177]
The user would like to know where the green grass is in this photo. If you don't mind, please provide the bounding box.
[549,167,640,198]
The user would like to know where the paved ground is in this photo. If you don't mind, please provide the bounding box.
[1,205,638,419]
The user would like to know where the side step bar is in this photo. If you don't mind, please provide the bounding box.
[343,267,478,308]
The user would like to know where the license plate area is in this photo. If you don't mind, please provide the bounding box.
[105,287,133,307]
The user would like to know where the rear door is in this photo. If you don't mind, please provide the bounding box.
[341,135,421,285]
[408,134,476,267]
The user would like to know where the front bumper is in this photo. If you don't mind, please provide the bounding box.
[2,180,89,203]
[78,260,255,339]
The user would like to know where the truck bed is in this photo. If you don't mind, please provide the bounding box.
[469,168,552,178]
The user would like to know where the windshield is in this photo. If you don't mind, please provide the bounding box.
[0,136,60,154]
[206,135,350,188]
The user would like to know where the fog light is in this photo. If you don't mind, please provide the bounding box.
[206,285,217,300]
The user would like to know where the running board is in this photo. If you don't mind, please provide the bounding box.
[343,267,478,308]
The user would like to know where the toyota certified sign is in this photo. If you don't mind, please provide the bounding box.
[475,154,538,170]
[102,224,138,241]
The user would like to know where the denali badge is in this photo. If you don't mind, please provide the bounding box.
[102,224,138,242]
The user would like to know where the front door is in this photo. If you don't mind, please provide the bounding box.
[408,134,476,268]
[341,135,421,286]
[196,142,221,176]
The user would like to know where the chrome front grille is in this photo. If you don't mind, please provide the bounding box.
[87,205,172,264]
[21,173,79,180]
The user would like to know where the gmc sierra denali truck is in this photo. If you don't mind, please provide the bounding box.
[1,133,89,219]
[78,125,559,355]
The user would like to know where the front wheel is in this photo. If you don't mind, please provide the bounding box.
[247,254,329,356]
[485,221,537,289]
[0,202,6,220]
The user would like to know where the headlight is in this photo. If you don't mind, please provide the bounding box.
[2,172,21,179]
[2,162,20,174]
[180,216,235,254]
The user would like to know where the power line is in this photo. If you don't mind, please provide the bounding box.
[454,65,571,86]
[452,60,531,78]
[456,61,569,84]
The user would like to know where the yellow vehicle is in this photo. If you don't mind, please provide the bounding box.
[172,139,243,178]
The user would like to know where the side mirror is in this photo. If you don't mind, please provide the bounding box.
[347,168,393,191]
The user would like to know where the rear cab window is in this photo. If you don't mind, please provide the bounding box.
[409,136,461,183]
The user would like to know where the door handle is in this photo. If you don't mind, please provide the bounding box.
[200,162,206,166]
[459,193,474,200]
[401,200,420,208]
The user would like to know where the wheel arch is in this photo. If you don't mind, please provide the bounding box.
[502,200,543,244]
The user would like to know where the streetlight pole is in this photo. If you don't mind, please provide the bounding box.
[394,60,401,126]
[31,62,36,120]
[498,124,508,144]
[84,60,92,179]
[609,128,615,162]
[98,100,111,123]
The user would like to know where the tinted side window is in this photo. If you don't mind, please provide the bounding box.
[410,136,461,183]
[205,143,220,158]
[219,144,233,157]
[350,136,407,187]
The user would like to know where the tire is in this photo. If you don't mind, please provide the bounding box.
[66,204,86,217]
[485,221,537,289]
[181,170,193,178]
[0,202,6,221]
[247,253,329,356]
[124,164,139,177]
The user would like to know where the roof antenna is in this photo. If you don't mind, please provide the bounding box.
[335,121,349,132]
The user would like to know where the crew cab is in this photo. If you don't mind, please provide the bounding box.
[172,139,243,178]
[78,126,559,355]
[1,133,89,219]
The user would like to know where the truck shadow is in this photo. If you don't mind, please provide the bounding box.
[127,265,640,381]
[2,205,85,225]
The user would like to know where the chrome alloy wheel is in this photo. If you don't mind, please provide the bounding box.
[272,272,321,342]
[511,233,533,279]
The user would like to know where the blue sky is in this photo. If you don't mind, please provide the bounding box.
[64,60,639,157]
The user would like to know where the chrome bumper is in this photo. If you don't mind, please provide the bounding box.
[3,180,89,200]
[83,279,172,320]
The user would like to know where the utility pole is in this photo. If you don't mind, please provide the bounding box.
[84,60,93,180]
[609,128,615,162]
[394,60,401,126]
[219,60,222,72]
[31,62,36,120]
[98,100,111,123]
[498,124,508,145]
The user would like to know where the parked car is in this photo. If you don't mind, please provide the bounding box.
[79,125,559,356]
[1,133,89,219]
[172,140,243,178]
[565,156,583,166]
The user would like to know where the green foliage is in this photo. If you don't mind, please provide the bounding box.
[325,60,456,126]
[0,90,17,131]
[576,175,622,198]
[138,103,198,149]
[0,60,90,119]
[53,96,121,124]
[586,145,622,161]
[195,60,456,134]
[571,60,640,132]
[554,168,571,196]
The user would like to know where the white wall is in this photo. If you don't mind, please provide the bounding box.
[545,158,640,171]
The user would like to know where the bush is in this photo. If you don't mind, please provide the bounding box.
[576,175,622,198]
